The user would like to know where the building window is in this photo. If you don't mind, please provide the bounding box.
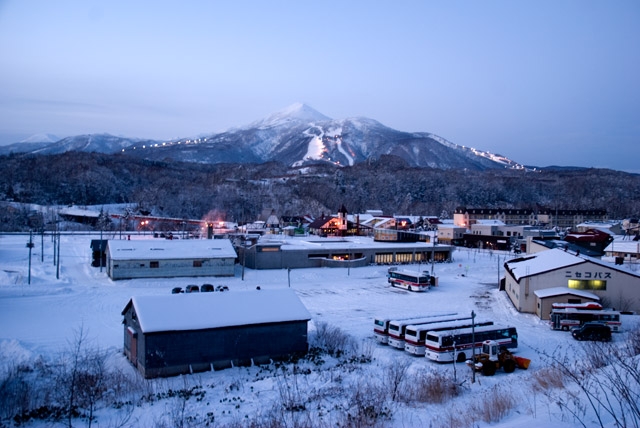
[568,279,606,291]
[193,260,202,267]
[395,253,413,263]
[375,253,394,264]
[150,261,159,268]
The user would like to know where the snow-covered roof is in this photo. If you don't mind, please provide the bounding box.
[534,287,600,300]
[577,221,620,229]
[475,219,505,226]
[604,240,640,254]
[505,248,585,280]
[107,239,237,261]
[257,236,438,251]
[437,223,465,229]
[58,206,100,217]
[123,288,311,333]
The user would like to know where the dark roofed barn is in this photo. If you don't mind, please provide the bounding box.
[122,289,311,378]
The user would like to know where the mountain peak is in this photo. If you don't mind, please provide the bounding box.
[252,103,331,129]
[20,133,60,144]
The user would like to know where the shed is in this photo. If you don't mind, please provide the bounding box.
[533,287,600,320]
[90,239,108,267]
[106,239,237,280]
[122,289,311,378]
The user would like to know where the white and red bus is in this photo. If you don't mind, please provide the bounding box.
[404,319,494,356]
[551,302,603,311]
[549,308,621,332]
[387,314,470,349]
[424,324,518,363]
[387,267,432,292]
[374,313,457,344]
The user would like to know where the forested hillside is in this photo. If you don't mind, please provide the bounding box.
[1,152,639,227]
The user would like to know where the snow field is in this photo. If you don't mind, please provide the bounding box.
[1,233,639,427]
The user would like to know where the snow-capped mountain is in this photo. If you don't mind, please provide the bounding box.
[3,104,526,170]
[0,133,62,155]
[20,133,60,144]
[122,103,526,170]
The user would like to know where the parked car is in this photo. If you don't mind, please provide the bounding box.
[216,285,229,292]
[201,284,214,292]
[571,322,612,342]
[171,287,183,294]
[185,285,200,293]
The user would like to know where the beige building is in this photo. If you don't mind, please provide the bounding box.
[503,248,640,316]
[437,224,467,244]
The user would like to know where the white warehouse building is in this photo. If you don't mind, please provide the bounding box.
[106,239,237,280]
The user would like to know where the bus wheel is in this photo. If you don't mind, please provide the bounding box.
[456,352,466,363]
[562,326,569,331]
[408,286,412,291]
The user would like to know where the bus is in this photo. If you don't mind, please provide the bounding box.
[387,314,470,349]
[404,319,494,356]
[551,302,602,311]
[387,267,432,292]
[374,313,457,344]
[549,308,621,332]
[424,324,518,363]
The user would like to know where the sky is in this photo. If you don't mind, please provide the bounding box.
[0,1,639,172]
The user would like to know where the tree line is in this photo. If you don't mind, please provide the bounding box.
[0,151,639,230]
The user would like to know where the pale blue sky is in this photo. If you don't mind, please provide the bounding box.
[1,1,638,171]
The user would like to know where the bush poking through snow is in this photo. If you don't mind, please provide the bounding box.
[531,365,566,391]
[311,322,358,358]
[542,325,640,428]
[402,367,461,404]
[470,384,516,423]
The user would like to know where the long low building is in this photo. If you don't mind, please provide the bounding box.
[122,289,311,378]
[106,238,237,280]
[237,236,454,269]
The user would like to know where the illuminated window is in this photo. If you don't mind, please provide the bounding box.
[193,260,202,267]
[568,279,607,291]
[150,261,159,268]
[395,253,413,263]
[375,253,394,264]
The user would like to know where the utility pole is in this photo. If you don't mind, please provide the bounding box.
[53,224,57,266]
[56,231,60,279]
[26,230,34,284]
[471,310,476,384]
[241,237,246,281]
[100,227,103,273]
[497,253,501,288]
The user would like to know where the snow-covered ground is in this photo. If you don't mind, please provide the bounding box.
[1,232,638,427]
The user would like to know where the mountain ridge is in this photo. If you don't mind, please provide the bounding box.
[0,104,528,170]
